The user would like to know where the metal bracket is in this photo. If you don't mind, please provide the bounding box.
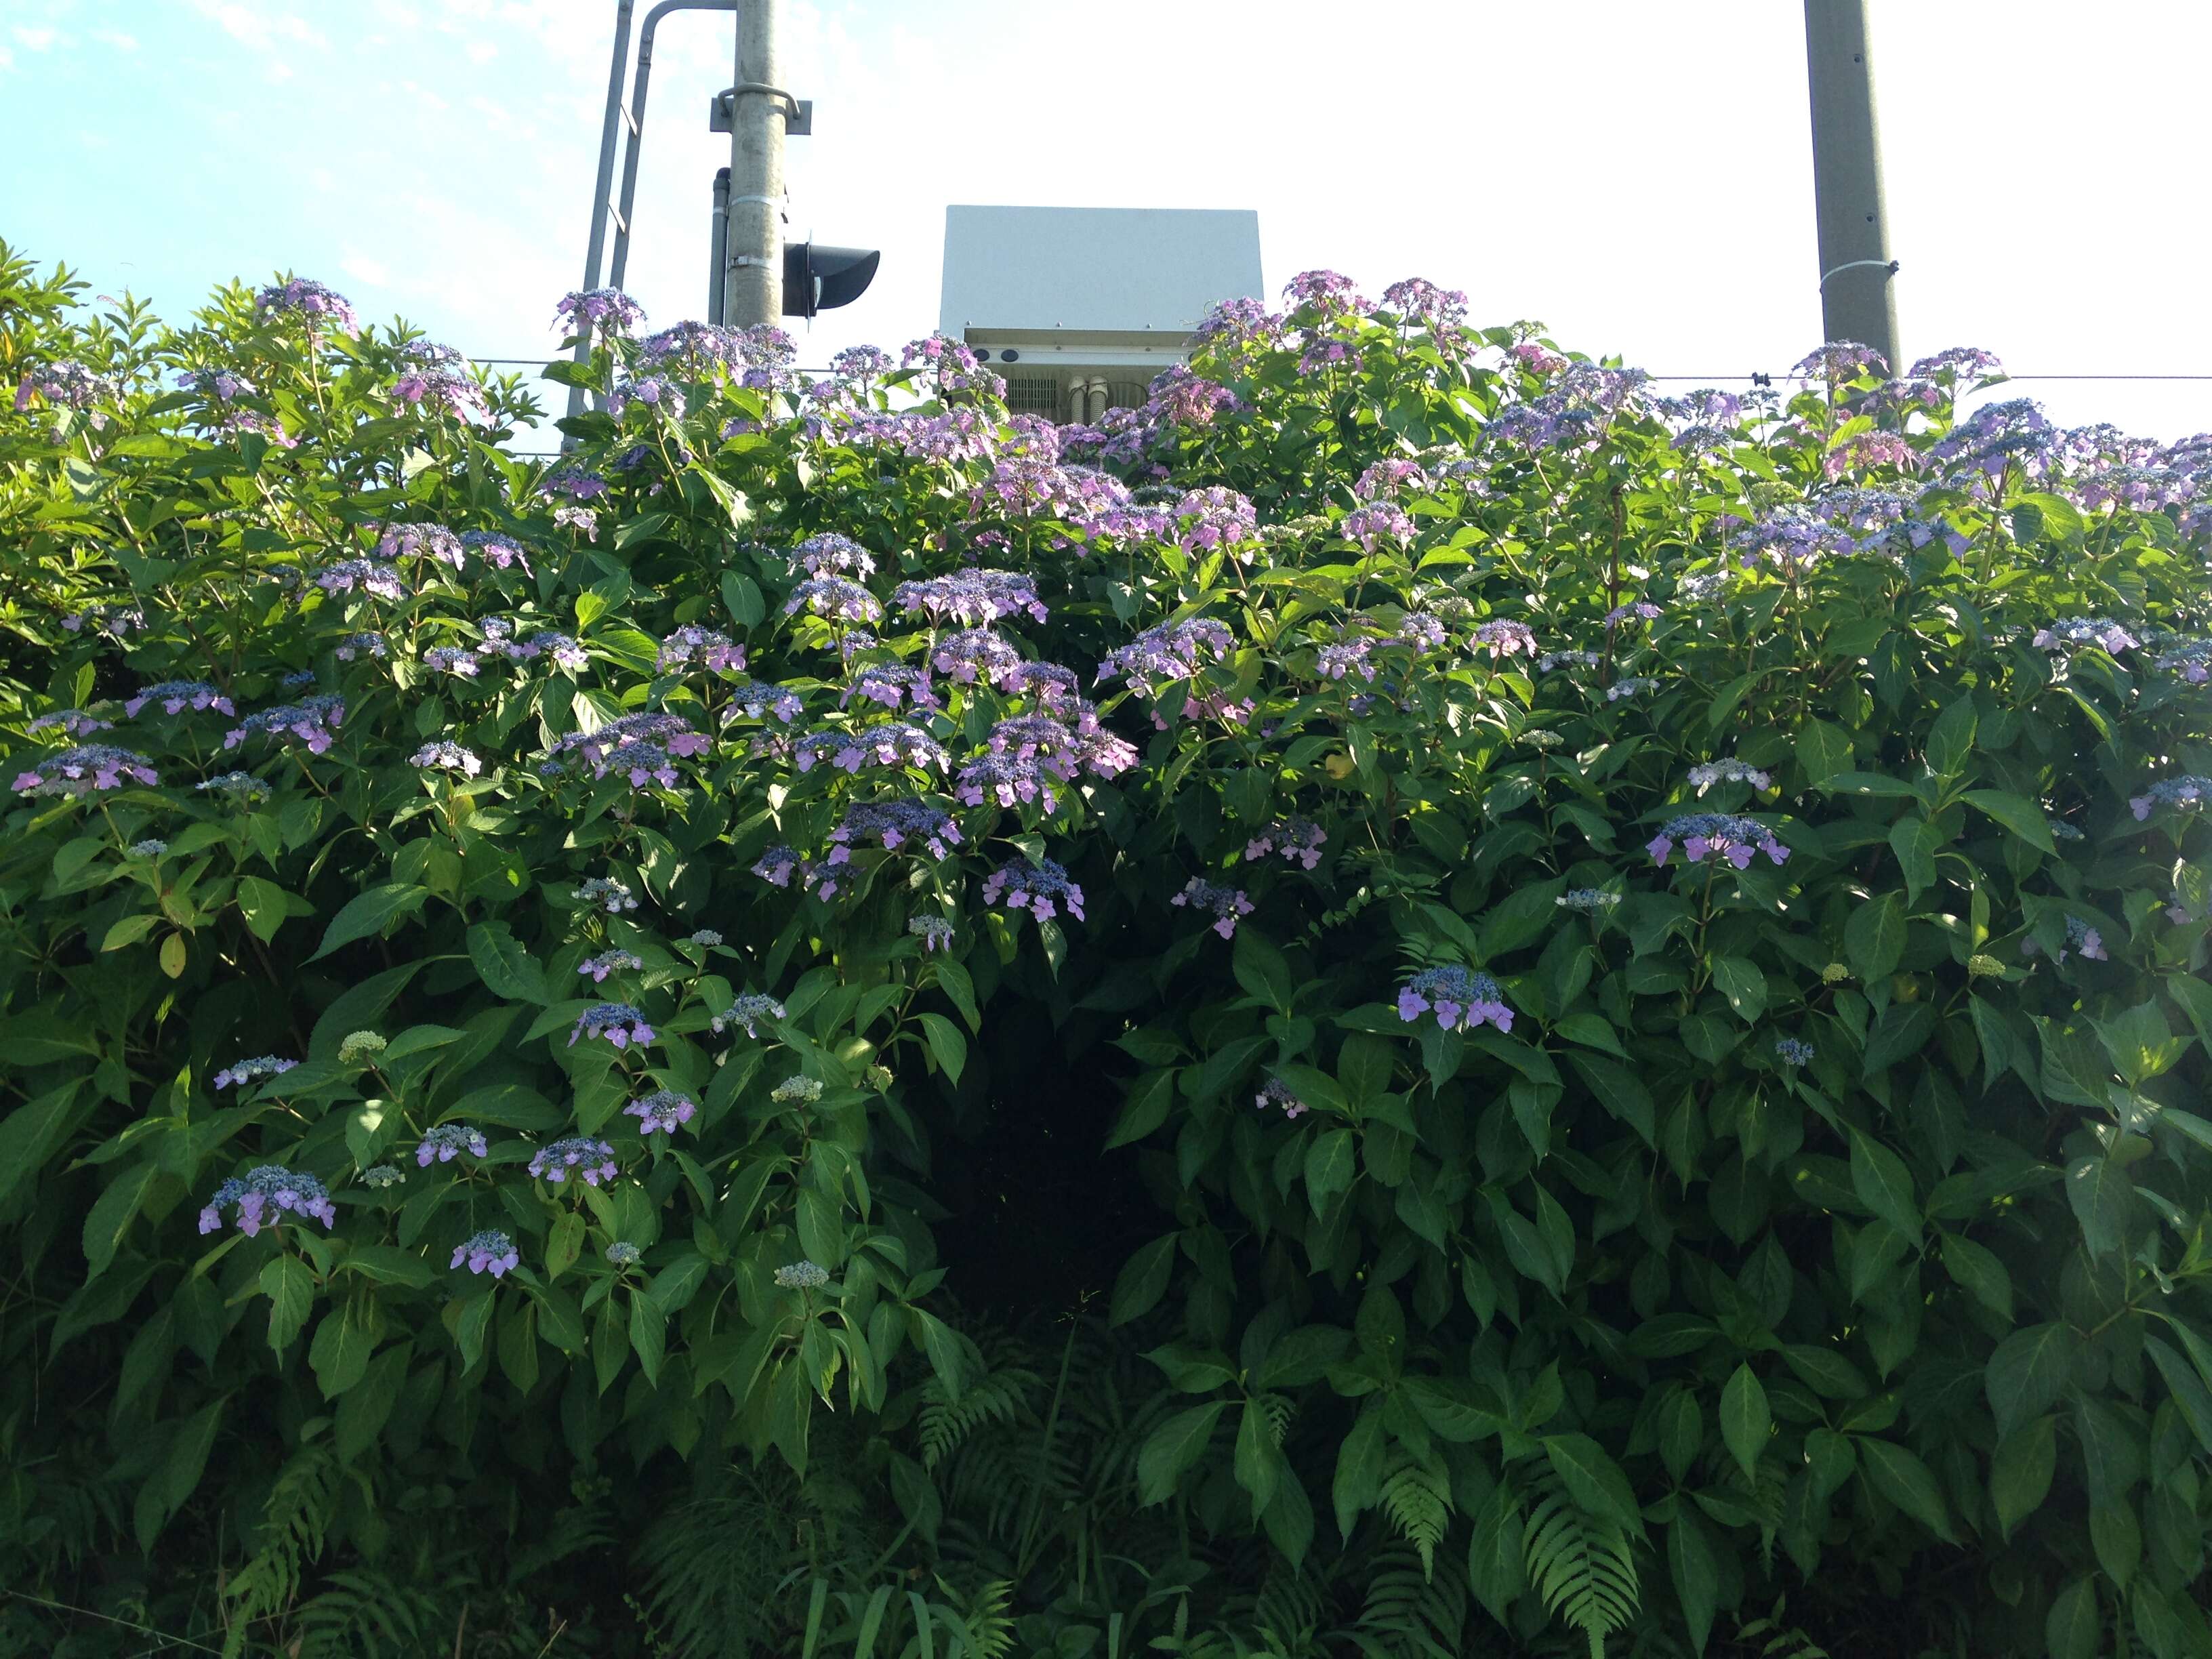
[729,254,776,268]
[1819,257,1899,288]
[711,85,811,135]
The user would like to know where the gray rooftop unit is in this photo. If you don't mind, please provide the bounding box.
[938,205,1263,424]
[938,205,1263,340]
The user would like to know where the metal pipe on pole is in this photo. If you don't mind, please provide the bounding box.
[568,0,638,422]
[1803,0,1899,370]
[723,0,786,326]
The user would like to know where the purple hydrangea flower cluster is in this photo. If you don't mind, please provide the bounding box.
[1774,1037,1816,1067]
[60,602,147,638]
[577,949,644,983]
[569,1003,655,1049]
[606,375,683,419]
[1607,678,1660,702]
[606,1241,642,1267]
[791,532,878,578]
[529,631,590,672]
[712,992,786,1037]
[724,683,805,724]
[529,1136,619,1183]
[1256,1078,1309,1119]
[2131,777,2212,820]
[1605,602,1664,628]
[1168,486,1258,555]
[1380,277,1468,334]
[409,741,482,776]
[845,663,939,712]
[1003,659,1081,706]
[828,799,960,861]
[197,771,272,804]
[1340,502,1413,552]
[391,345,490,423]
[213,1055,299,1090]
[312,559,406,600]
[893,569,1048,627]
[575,876,638,914]
[1190,295,1283,350]
[554,288,645,335]
[199,1164,337,1235]
[1647,814,1790,868]
[459,530,533,572]
[1537,649,1601,675]
[224,694,345,755]
[1688,759,1771,794]
[2024,916,2108,964]
[1909,346,2005,382]
[1244,816,1326,868]
[256,279,358,331]
[2032,617,2139,655]
[1931,398,2061,482]
[553,712,710,774]
[794,723,947,775]
[12,745,160,797]
[626,1090,697,1134]
[982,857,1086,924]
[415,1124,489,1165]
[1097,617,1234,693]
[26,708,112,737]
[930,628,1025,689]
[2155,641,2212,683]
[452,1228,520,1276]
[1793,341,1888,382]
[785,577,882,624]
[1556,888,1622,913]
[375,523,466,569]
[336,632,389,661]
[422,646,480,678]
[657,626,745,675]
[753,845,802,887]
[909,916,954,951]
[1171,878,1254,939]
[1473,619,1538,661]
[1397,966,1514,1034]
[125,681,233,718]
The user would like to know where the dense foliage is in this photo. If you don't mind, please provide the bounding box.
[4,239,2212,1658]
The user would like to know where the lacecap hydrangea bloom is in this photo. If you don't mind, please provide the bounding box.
[255,278,357,331]
[451,1229,520,1277]
[1473,619,1538,660]
[908,916,954,951]
[553,287,645,335]
[1556,888,1622,912]
[1397,966,1515,1034]
[2131,777,2212,821]
[1687,759,1771,794]
[577,949,644,983]
[224,695,344,755]
[2032,617,2139,655]
[575,876,639,913]
[569,1003,655,1049]
[361,1164,405,1189]
[528,1137,618,1185]
[772,1075,824,1105]
[337,1030,387,1065]
[124,680,234,718]
[213,1055,298,1090]
[1647,814,1790,869]
[1172,878,1255,940]
[775,1260,830,1290]
[12,745,160,797]
[415,1124,488,1165]
[1256,1078,1309,1119]
[712,992,786,1038]
[1244,816,1326,868]
[626,1090,697,1134]
[128,838,167,859]
[606,1241,642,1267]
[409,741,482,776]
[982,857,1086,924]
[26,708,112,737]
[1774,1038,1816,1067]
[2024,916,2109,964]
[199,1164,336,1235]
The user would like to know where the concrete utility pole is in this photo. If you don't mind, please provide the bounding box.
[723,0,787,326]
[1803,0,1900,369]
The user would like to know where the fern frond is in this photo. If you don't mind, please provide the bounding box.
[1522,1475,1639,1659]
[1377,1459,1452,1580]
[219,1443,341,1656]
[918,1368,1037,1470]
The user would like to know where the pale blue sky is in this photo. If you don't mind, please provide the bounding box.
[7,0,2208,441]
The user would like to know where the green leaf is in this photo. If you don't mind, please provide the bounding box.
[1467,1483,1527,1623]
[1719,1364,1770,1478]
[1403,1376,1506,1443]
[1988,1416,2055,1540]
[1109,1235,1177,1328]
[2144,1336,2212,1456]
[1796,719,1853,786]
[1961,790,2055,855]
[1565,1052,1656,1145]
[916,1012,966,1084]
[261,1254,315,1352]
[1986,1322,2071,1437]
[629,1290,666,1387]
[2046,1577,2099,1659]
[1553,1011,1628,1056]
[1332,1406,1386,1540]
[2066,1156,2131,1258]
[1105,1069,1178,1149]
[0,1082,83,1210]
[310,883,430,962]
[134,1398,224,1551]
[931,954,981,1031]
[236,874,295,942]
[308,1302,375,1398]
[1711,957,1767,1025]
[1231,928,1294,1013]
[1668,1507,1721,1656]
[1136,1401,1226,1505]
[1849,1130,1921,1242]
[2095,1000,2188,1086]
[1888,817,1938,901]
[1940,1234,2013,1320]
[81,1161,158,1281]
[335,1342,411,1461]
[1305,1128,1357,1214]
[1925,698,1978,779]
[339,1245,431,1289]
[1233,1399,1282,1515]
[546,1210,585,1282]
[1822,771,1920,800]
[1541,1432,1641,1533]
[468,920,550,1004]
[1845,890,1907,984]
[1855,1437,1957,1542]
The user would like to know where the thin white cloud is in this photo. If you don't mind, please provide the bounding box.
[12,25,59,50]
[94,28,140,52]
[190,0,327,56]
[341,251,392,287]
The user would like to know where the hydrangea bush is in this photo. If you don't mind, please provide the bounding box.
[4,237,2212,1658]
